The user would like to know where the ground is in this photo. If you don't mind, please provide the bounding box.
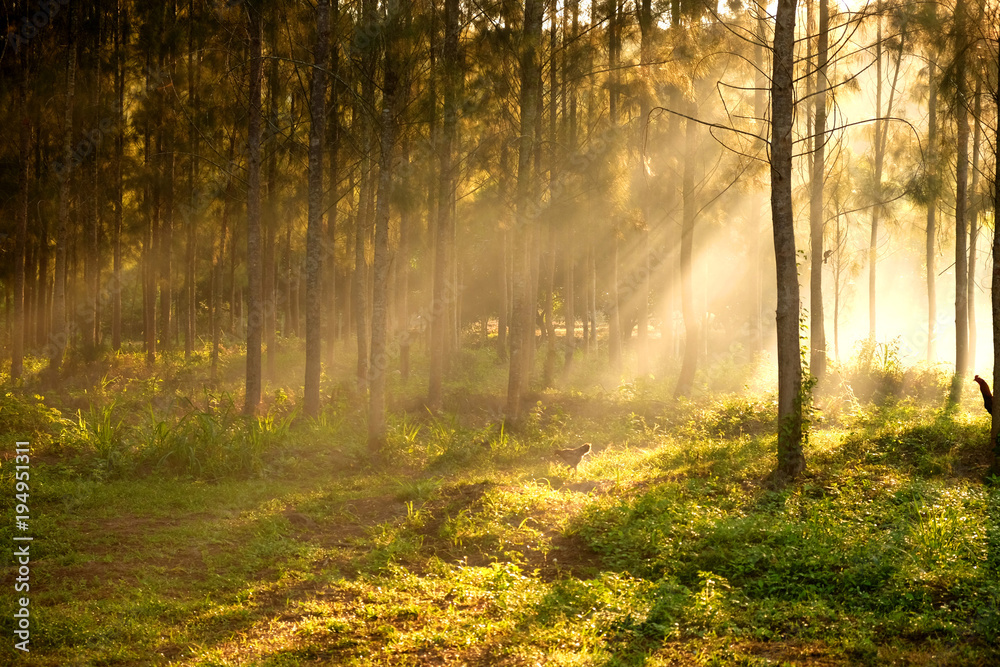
[1,342,999,665]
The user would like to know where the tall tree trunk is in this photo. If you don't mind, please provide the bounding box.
[429,0,460,410]
[506,0,543,422]
[562,0,578,373]
[51,7,76,373]
[541,0,558,387]
[809,0,829,380]
[144,52,158,366]
[752,8,767,355]
[606,0,622,373]
[212,137,236,384]
[305,0,330,417]
[84,10,102,355]
[635,0,652,376]
[265,17,280,380]
[396,137,411,380]
[113,0,125,352]
[369,8,403,450]
[926,57,937,363]
[771,0,806,481]
[499,227,510,360]
[185,0,198,360]
[354,13,375,392]
[244,4,264,415]
[326,0,341,367]
[967,79,982,372]
[950,0,970,404]
[498,142,510,361]
[990,30,1000,478]
[159,7,175,354]
[13,38,30,380]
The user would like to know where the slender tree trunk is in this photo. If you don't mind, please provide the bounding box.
[606,0,622,373]
[771,0,806,481]
[144,61,158,366]
[13,42,30,380]
[499,227,510,360]
[506,0,543,422]
[635,0,652,376]
[185,0,198,360]
[967,79,982,372]
[563,0,578,373]
[113,1,125,352]
[369,10,403,450]
[396,138,411,380]
[212,137,235,384]
[354,21,375,392]
[809,0,829,381]
[51,8,76,372]
[868,16,882,340]
[85,12,101,355]
[159,12,175,354]
[926,57,937,363]
[990,30,1000,477]
[753,8,767,355]
[305,0,330,417]
[498,141,510,361]
[541,0,558,387]
[265,17,279,380]
[244,5,264,415]
[326,0,341,367]
[429,0,460,410]
[950,0,970,404]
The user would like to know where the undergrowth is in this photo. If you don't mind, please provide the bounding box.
[1,345,998,666]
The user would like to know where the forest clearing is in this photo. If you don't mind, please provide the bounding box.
[1,342,999,665]
[1,0,1000,663]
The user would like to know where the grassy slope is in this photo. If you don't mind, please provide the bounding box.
[1,340,999,666]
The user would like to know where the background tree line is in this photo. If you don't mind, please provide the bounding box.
[0,0,997,478]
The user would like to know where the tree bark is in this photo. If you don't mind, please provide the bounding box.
[84,10,102,355]
[967,79,982,372]
[13,39,30,380]
[926,57,937,363]
[950,0,969,404]
[990,29,1000,478]
[770,0,806,482]
[809,0,829,381]
[264,16,279,380]
[244,4,264,415]
[305,0,331,417]
[50,7,76,373]
[506,0,543,422]
[159,7,175,353]
[326,0,341,367]
[429,0,460,410]
[606,0,622,374]
[369,5,404,450]
[113,0,126,352]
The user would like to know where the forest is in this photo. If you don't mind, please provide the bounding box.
[1,0,999,663]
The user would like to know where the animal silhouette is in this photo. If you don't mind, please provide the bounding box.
[974,375,993,414]
[554,443,591,470]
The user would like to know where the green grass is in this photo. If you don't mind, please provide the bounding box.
[1,343,999,665]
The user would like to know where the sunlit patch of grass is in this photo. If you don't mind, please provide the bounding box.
[5,347,1000,665]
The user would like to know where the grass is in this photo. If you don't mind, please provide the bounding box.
[1,340,999,665]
